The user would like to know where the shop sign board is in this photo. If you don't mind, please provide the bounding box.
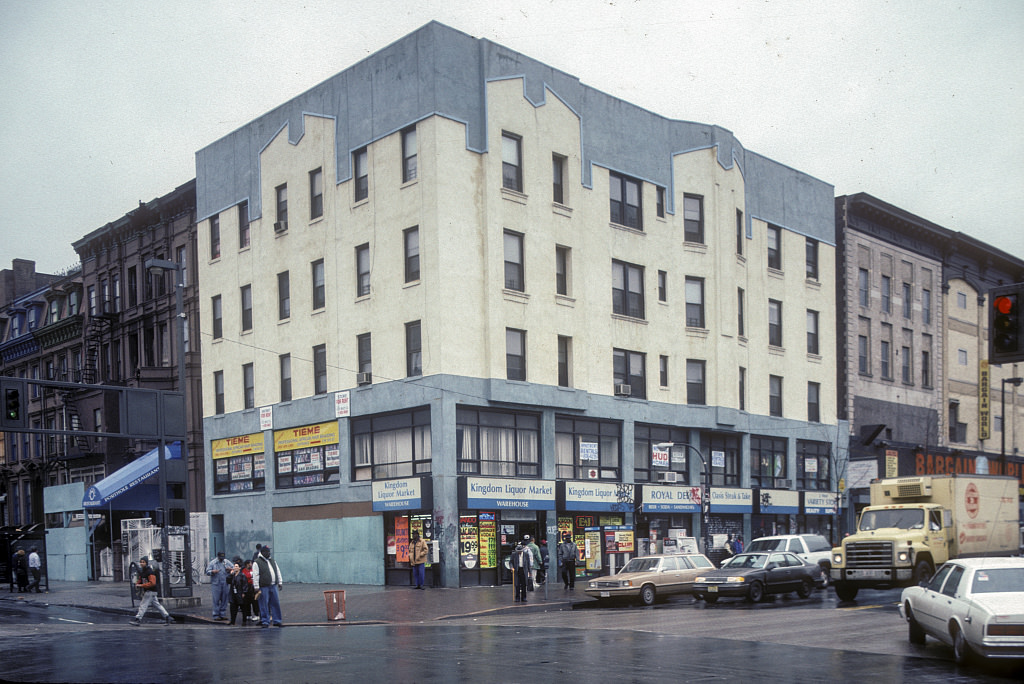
[641,484,702,513]
[804,491,839,515]
[711,487,753,513]
[465,476,555,510]
[564,481,634,512]
[211,432,266,460]
[757,488,798,514]
[273,421,339,452]
[372,477,424,512]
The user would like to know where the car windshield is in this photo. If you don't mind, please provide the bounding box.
[971,567,1024,594]
[723,553,766,569]
[859,508,925,531]
[746,539,785,552]
[620,558,660,573]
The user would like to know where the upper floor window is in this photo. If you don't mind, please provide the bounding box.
[805,238,818,280]
[458,408,538,478]
[613,348,646,399]
[686,359,706,405]
[309,168,323,219]
[807,382,821,422]
[211,295,223,340]
[238,201,250,249]
[313,343,327,394]
[214,370,225,415]
[355,409,432,481]
[858,334,869,374]
[406,321,422,377]
[279,354,292,402]
[922,289,932,325]
[612,260,644,319]
[357,333,372,377]
[957,291,967,309]
[858,268,869,306]
[312,259,325,310]
[769,299,783,347]
[354,148,368,202]
[736,209,744,255]
[240,285,252,332]
[504,230,524,291]
[275,184,288,226]
[404,226,420,283]
[210,214,221,260]
[769,375,783,417]
[881,275,891,313]
[277,271,290,320]
[683,194,703,243]
[555,245,570,296]
[806,309,819,355]
[402,126,417,182]
[658,270,667,303]
[659,355,669,387]
[501,132,522,192]
[738,288,745,337]
[552,153,566,204]
[506,328,526,381]
[557,335,572,388]
[797,440,829,490]
[656,187,666,218]
[609,172,642,230]
[685,277,704,328]
[555,415,620,481]
[902,282,912,319]
[126,268,137,308]
[242,363,255,410]
[767,225,781,270]
[356,244,370,297]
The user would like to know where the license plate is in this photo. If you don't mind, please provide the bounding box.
[708,585,718,593]
[600,591,610,597]
[855,569,890,579]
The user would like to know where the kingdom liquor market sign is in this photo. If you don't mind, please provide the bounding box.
[372,477,425,511]
[464,477,555,510]
[563,482,634,512]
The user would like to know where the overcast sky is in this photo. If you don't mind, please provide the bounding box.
[2,0,1022,275]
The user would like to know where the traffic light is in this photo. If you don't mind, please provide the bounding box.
[0,377,28,430]
[989,283,1024,364]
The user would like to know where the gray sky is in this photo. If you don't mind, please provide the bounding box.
[2,0,1022,275]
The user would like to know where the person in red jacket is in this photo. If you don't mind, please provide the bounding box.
[129,557,173,626]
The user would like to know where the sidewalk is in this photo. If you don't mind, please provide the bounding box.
[2,580,589,626]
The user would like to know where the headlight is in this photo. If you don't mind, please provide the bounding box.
[833,553,843,564]
[727,576,746,583]
[588,581,598,589]
[897,550,909,563]
[695,576,707,583]
[620,580,633,588]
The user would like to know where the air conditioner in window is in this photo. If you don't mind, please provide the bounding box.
[273,221,288,233]
[614,384,632,397]
[657,471,678,483]
[356,372,372,386]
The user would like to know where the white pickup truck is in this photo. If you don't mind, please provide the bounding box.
[745,534,833,587]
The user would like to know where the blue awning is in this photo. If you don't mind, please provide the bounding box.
[82,444,181,510]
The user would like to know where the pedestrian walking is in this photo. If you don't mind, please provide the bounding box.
[557,534,577,590]
[252,545,283,627]
[129,557,173,626]
[537,539,549,585]
[524,535,541,589]
[27,547,42,593]
[205,551,233,620]
[510,540,533,603]
[409,530,429,590]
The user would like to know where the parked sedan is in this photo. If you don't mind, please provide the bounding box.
[899,557,1024,664]
[693,551,822,603]
[585,553,716,605]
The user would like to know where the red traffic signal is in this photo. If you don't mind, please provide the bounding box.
[989,284,1024,364]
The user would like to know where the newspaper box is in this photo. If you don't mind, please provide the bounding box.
[323,590,346,621]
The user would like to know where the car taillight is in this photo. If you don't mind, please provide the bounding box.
[987,624,1024,636]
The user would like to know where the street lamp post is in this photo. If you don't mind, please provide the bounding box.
[655,443,712,555]
[1001,377,1023,473]
[145,258,191,598]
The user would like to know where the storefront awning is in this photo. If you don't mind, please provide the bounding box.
[82,444,180,510]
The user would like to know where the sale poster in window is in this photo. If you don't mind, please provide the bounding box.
[478,513,496,569]
[460,516,479,569]
[395,516,410,564]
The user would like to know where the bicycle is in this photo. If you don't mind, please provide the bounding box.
[168,558,201,586]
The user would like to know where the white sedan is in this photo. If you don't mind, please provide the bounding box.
[899,557,1024,664]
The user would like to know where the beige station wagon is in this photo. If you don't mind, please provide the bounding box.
[584,553,716,605]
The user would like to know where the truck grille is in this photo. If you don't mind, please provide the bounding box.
[847,541,893,568]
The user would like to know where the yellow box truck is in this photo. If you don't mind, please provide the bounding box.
[831,474,1019,601]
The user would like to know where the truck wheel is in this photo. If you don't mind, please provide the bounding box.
[834,582,858,602]
[913,560,933,585]
[906,604,926,644]
[640,584,656,606]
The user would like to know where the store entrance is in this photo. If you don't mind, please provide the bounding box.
[499,520,539,584]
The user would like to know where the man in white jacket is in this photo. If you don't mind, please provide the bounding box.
[252,545,284,627]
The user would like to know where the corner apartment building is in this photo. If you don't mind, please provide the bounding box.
[836,194,1024,523]
[198,22,843,587]
[0,259,81,528]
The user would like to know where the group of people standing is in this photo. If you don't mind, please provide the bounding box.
[206,544,284,628]
[510,534,579,602]
[11,547,43,593]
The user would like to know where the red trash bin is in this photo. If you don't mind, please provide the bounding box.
[323,590,346,621]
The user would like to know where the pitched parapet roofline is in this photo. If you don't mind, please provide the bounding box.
[195,20,833,243]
